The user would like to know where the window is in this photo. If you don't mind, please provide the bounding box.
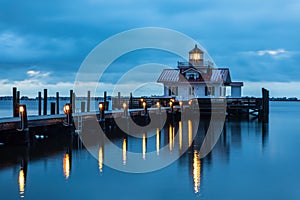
[169,86,178,96]
[189,86,194,95]
[205,86,215,96]
[172,87,178,96]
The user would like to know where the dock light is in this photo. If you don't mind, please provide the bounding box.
[17,104,28,131]
[188,100,192,106]
[156,102,160,107]
[156,102,161,114]
[140,98,144,102]
[98,103,104,110]
[122,102,128,117]
[63,104,71,114]
[63,103,72,126]
[123,102,127,109]
[19,105,25,113]
[170,98,175,102]
[169,101,174,113]
[143,101,146,109]
[179,101,183,107]
[98,102,105,120]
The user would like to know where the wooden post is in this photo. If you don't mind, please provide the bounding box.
[118,92,121,109]
[129,92,133,109]
[262,88,269,123]
[13,87,18,117]
[38,92,42,116]
[87,91,91,112]
[72,92,76,113]
[99,102,105,120]
[17,91,20,105]
[50,102,56,115]
[69,90,73,114]
[81,101,86,113]
[56,92,59,114]
[104,91,107,111]
[19,104,28,130]
[43,89,47,115]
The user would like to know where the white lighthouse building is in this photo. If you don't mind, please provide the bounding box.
[157,45,243,99]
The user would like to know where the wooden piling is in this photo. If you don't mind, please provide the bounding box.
[72,92,76,113]
[13,87,19,117]
[38,92,42,116]
[129,93,133,109]
[50,103,56,115]
[56,92,59,114]
[43,89,47,115]
[69,90,73,113]
[87,91,91,112]
[104,91,107,111]
[262,88,269,123]
[17,91,20,105]
[118,92,121,109]
[19,104,28,130]
[81,102,86,113]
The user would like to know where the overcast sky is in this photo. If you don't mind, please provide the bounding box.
[0,0,299,97]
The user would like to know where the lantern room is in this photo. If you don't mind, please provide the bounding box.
[189,44,204,67]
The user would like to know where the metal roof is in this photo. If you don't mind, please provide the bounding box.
[157,69,180,83]
[157,68,232,84]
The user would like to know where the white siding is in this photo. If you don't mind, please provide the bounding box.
[231,86,242,97]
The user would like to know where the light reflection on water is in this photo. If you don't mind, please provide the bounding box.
[2,102,299,200]
[63,153,70,180]
[18,168,25,198]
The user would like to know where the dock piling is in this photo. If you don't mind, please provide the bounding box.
[69,90,73,113]
[51,103,56,115]
[38,92,42,116]
[56,92,59,114]
[104,91,107,111]
[18,104,28,131]
[13,87,19,117]
[87,91,91,112]
[81,102,86,113]
[43,89,47,115]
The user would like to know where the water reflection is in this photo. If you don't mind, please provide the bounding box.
[18,167,25,198]
[179,121,183,150]
[188,120,193,147]
[98,146,103,173]
[193,150,201,194]
[169,124,175,151]
[156,128,160,155]
[63,153,71,180]
[0,119,270,199]
[123,138,127,165]
[142,134,146,160]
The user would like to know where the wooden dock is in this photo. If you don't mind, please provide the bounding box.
[0,87,269,145]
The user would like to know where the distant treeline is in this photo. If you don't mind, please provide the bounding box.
[270,97,299,101]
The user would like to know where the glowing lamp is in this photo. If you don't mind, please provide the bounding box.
[19,105,25,113]
[156,102,160,107]
[63,104,70,114]
[98,103,103,110]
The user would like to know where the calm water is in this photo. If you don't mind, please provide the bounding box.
[0,101,300,200]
